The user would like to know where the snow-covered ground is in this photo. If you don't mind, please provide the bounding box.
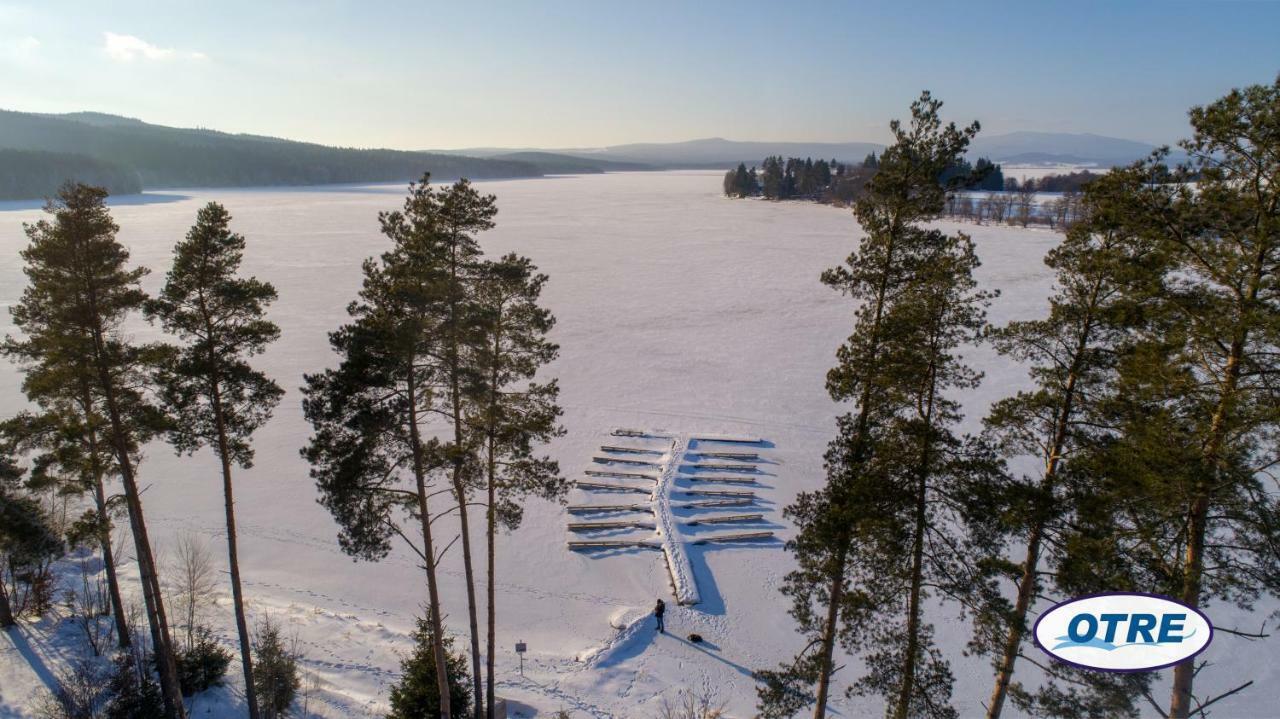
[1,171,1275,717]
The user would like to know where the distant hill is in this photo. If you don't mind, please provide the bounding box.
[443,132,1168,170]
[0,110,545,199]
[440,138,886,168]
[968,131,1165,166]
[0,149,141,200]
[488,151,650,174]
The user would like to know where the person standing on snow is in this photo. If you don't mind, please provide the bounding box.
[654,598,666,634]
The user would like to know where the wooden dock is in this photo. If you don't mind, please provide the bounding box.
[574,481,652,494]
[600,445,664,455]
[678,498,754,509]
[692,451,759,461]
[584,469,657,480]
[566,504,652,514]
[567,520,655,532]
[684,514,763,526]
[683,488,756,498]
[691,531,774,544]
[688,463,757,472]
[684,475,757,484]
[593,456,660,467]
[567,538,657,550]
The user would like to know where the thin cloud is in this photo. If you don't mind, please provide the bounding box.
[102,32,206,62]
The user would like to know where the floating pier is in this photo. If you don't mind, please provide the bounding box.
[684,475,757,484]
[684,514,763,526]
[688,463,757,472]
[600,445,664,455]
[683,488,756,498]
[692,451,759,461]
[568,538,657,550]
[566,504,653,515]
[567,520,655,532]
[678,498,755,509]
[584,469,657,480]
[593,456,661,467]
[691,531,774,544]
[574,481,652,494]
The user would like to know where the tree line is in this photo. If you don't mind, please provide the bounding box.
[756,79,1280,719]
[725,153,1006,205]
[1,173,563,719]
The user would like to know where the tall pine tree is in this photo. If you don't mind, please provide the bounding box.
[4,183,186,717]
[147,202,283,719]
[303,174,461,718]
[971,170,1160,719]
[469,254,565,716]
[757,93,979,719]
[1060,78,1280,718]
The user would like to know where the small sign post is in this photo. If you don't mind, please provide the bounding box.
[515,640,527,677]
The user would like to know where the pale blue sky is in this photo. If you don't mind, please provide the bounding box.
[2,1,1277,149]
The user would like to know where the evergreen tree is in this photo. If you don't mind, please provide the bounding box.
[3,183,185,717]
[146,201,282,719]
[2,405,131,646]
[252,617,300,719]
[431,179,496,719]
[388,618,473,719]
[758,92,979,719]
[469,254,565,716]
[1060,78,1280,718]
[105,649,166,719]
[302,174,460,718]
[0,450,63,627]
[972,171,1159,719]
[761,156,785,199]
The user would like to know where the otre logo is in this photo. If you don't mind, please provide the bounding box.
[1033,593,1213,672]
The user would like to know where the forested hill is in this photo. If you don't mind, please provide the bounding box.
[0,110,545,199]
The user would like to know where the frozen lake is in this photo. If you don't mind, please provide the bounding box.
[1,171,1271,717]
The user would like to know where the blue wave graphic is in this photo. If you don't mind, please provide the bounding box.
[1052,628,1196,652]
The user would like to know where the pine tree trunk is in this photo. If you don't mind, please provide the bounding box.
[814,221,901,716]
[81,383,132,649]
[987,307,1096,719]
[486,447,497,719]
[485,307,503,719]
[210,382,262,719]
[0,577,14,627]
[89,324,186,719]
[812,541,847,719]
[447,230,485,719]
[1169,343,1242,719]
[452,470,485,719]
[895,469,929,719]
[408,371,453,719]
[894,345,941,719]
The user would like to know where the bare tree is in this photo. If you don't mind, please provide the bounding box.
[167,531,218,651]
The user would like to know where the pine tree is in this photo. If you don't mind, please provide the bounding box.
[0,450,63,627]
[758,93,979,719]
[146,202,283,719]
[388,618,473,719]
[1059,78,1280,718]
[2,404,132,646]
[3,183,185,717]
[302,174,460,718]
[252,616,300,719]
[105,649,166,719]
[469,254,565,716]
[971,170,1160,719]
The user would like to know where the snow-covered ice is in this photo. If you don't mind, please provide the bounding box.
[2,171,1276,717]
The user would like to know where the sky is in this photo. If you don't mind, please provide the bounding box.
[1,1,1278,150]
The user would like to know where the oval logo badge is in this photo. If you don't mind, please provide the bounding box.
[1033,593,1213,672]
